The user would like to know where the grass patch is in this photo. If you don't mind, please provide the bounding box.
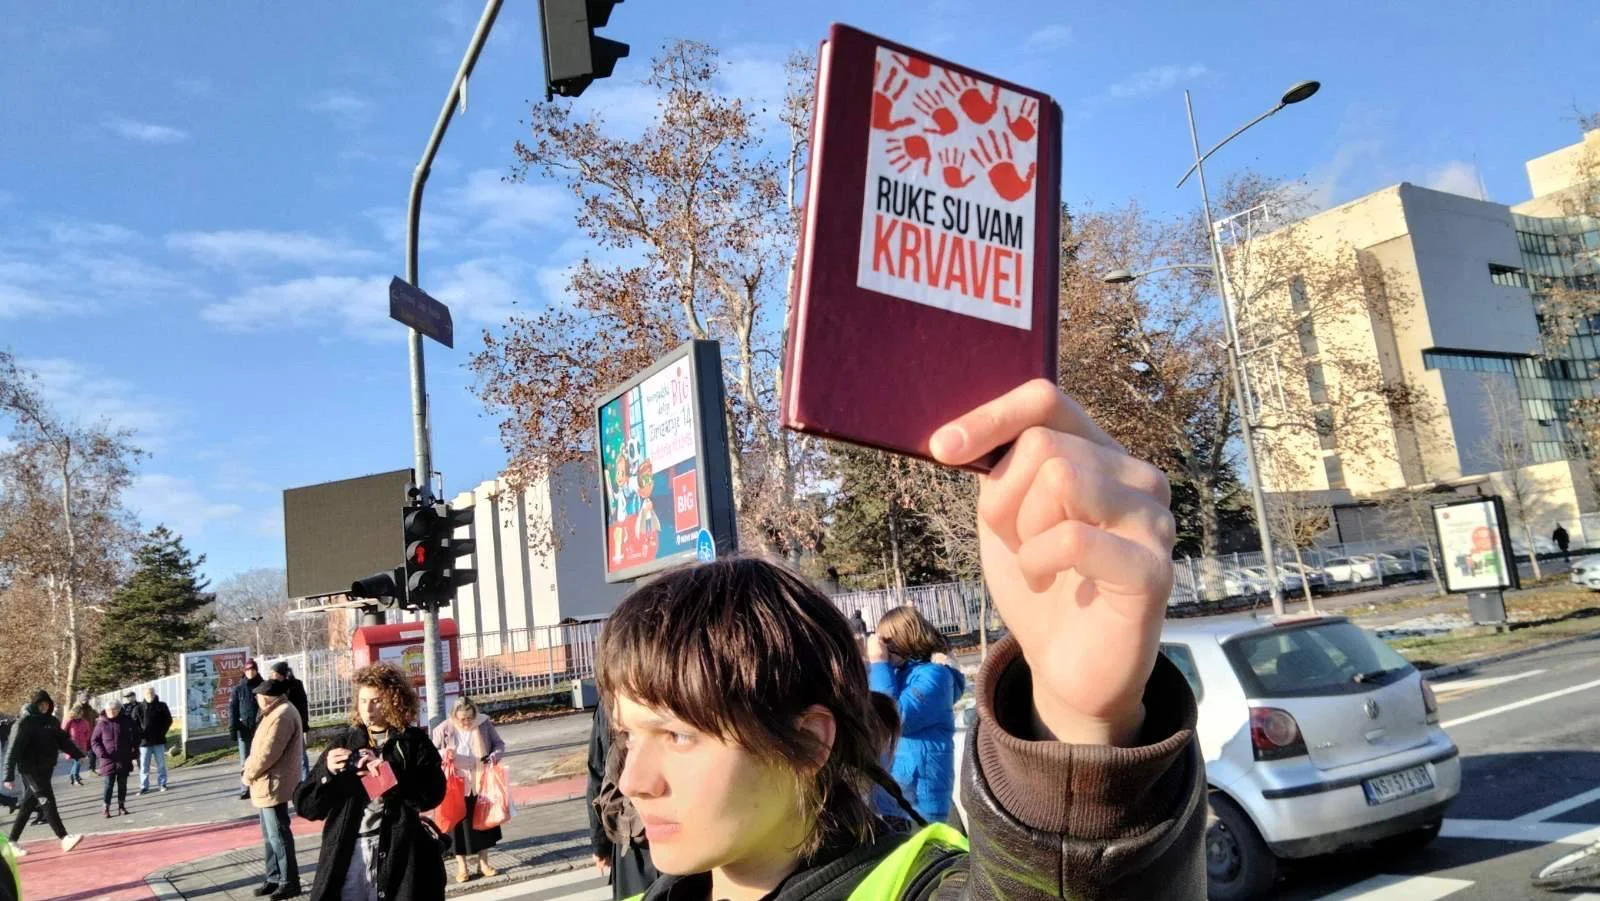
[1389,605,1600,670]
[538,748,589,782]
[171,747,235,768]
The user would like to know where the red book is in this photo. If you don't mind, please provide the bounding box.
[783,24,1061,469]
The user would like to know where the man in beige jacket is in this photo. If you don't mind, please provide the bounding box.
[242,678,304,900]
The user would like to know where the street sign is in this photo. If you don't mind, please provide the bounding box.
[388,276,455,348]
[696,528,716,563]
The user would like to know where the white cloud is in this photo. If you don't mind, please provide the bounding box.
[569,80,661,137]
[201,274,393,336]
[103,116,190,144]
[1423,160,1488,200]
[254,506,285,540]
[430,257,536,324]
[447,169,573,236]
[125,473,243,540]
[0,221,197,319]
[1105,64,1209,100]
[167,229,381,269]
[19,357,184,445]
[46,221,138,245]
[306,90,374,121]
[1306,138,1385,210]
[1025,25,1073,52]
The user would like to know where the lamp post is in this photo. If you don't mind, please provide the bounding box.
[1106,81,1319,616]
[244,614,265,656]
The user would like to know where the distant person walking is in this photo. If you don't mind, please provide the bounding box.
[231,660,264,800]
[269,662,312,781]
[91,700,137,818]
[430,697,506,883]
[64,707,93,786]
[3,691,84,856]
[136,688,173,794]
[243,677,305,901]
[1553,523,1572,560]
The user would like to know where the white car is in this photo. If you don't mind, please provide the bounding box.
[1571,560,1600,589]
[1320,555,1380,585]
[1162,615,1460,901]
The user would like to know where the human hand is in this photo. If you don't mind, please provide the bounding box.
[326,748,353,774]
[593,853,611,874]
[865,634,888,663]
[930,652,953,668]
[930,380,1175,747]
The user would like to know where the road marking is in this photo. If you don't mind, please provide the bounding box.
[1440,677,1600,729]
[461,866,609,901]
[1441,817,1600,845]
[1515,786,1600,823]
[1311,873,1472,900]
[1430,669,1546,695]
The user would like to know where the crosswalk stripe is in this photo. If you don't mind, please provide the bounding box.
[1440,677,1600,728]
[463,866,609,901]
[1442,817,1600,845]
[1311,874,1472,900]
[1430,669,1545,695]
[1515,785,1600,823]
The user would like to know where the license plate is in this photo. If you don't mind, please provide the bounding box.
[1363,765,1434,805]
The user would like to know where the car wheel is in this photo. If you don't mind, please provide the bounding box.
[1378,818,1441,858]
[1206,794,1277,901]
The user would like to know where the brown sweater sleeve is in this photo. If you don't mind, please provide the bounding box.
[954,636,1208,901]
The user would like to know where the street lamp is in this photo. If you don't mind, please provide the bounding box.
[1112,81,1319,615]
[244,614,265,655]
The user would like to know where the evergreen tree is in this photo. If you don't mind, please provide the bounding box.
[83,526,214,690]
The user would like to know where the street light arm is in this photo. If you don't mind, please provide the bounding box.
[1131,263,1216,279]
[1176,102,1285,189]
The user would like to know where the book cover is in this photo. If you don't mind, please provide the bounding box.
[782,24,1062,470]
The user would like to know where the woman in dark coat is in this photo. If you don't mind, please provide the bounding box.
[295,663,446,901]
[89,700,137,818]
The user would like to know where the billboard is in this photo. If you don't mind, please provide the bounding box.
[179,646,251,745]
[595,340,738,582]
[283,469,412,599]
[1432,496,1520,593]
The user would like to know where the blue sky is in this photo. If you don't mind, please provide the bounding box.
[3,1,1597,586]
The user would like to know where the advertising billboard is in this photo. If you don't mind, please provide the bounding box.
[283,469,412,599]
[179,646,251,745]
[1432,496,1520,593]
[595,340,737,582]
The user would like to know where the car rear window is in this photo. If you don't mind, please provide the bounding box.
[1223,621,1414,698]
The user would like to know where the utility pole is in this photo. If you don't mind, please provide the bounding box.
[407,0,502,727]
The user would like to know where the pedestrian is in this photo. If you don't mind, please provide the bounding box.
[865,692,912,833]
[136,687,173,794]
[2,690,84,856]
[90,700,137,818]
[849,609,868,640]
[588,380,1201,900]
[64,706,93,786]
[867,606,965,824]
[586,700,657,901]
[296,663,446,901]
[1553,523,1571,560]
[232,659,264,800]
[269,662,312,782]
[243,676,305,901]
[430,696,506,883]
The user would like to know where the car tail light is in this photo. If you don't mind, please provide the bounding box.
[1422,681,1439,724]
[1250,707,1307,761]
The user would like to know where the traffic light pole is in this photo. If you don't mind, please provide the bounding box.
[406,0,503,728]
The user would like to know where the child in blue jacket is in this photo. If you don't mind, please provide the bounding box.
[866,607,966,822]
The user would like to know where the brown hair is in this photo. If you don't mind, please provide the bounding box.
[71,704,94,723]
[868,693,901,759]
[597,557,919,856]
[874,606,949,661]
[349,662,419,729]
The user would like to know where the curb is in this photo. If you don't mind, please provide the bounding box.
[147,872,185,901]
[1420,628,1600,681]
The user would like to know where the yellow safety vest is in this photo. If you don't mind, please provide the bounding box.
[0,834,20,901]
[622,823,969,901]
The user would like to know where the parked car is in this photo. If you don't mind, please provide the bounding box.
[1277,562,1329,594]
[1239,565,1304,596]
[1571,559,1600,590]
[1161,615,1459,900]
[1320,555,1381,585]
[1222,568,1270,599]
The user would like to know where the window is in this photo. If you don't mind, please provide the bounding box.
[1323,454,1346,490]
[1223,621,1413,699]
[1296,317,1319,358]
[1489,264,1526,288]
[1304,363,1329,404]
[1160,644,1204,701]
[1289,276,1310,313]
[1314,408,1336,450]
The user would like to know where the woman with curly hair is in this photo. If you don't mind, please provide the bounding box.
[295,663,446,901]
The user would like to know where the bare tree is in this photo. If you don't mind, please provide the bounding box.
[0,351,141,704]
[1263,486,1331,612]
[212,567,314,656]
[1374,487,1448,596]
[1479,379,1543,579]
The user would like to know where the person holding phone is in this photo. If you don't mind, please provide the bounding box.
[295,663,446,901]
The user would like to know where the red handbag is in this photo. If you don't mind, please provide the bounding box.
[425,764,467,834]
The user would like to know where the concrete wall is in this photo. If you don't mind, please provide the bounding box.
[1525,129,1600,200]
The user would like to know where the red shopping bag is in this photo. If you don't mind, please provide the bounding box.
[472,762,513,830]
[426,766,468,834]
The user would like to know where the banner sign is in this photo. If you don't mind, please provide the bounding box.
[1432,496,1520,593]
[179,647,250,744]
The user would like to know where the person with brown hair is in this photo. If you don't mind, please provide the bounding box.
[867,606,964,824]
[597,380,1201,901]
[295,663,446,901]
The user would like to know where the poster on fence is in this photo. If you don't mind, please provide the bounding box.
[179,646,250,744]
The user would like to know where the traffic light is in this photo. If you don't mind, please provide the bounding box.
[350,567,405,606]
[400,499,478,612]
[538,0,628,100]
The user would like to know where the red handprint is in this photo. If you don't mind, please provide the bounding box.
[939,71,1001,125]
[872,61,916,132]
[1004,99,1038,143]
[969,129,1036,202]
[891,52,934,79]
[887,135,933,177]
[914,89,960,137]
[937,148,974,189]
